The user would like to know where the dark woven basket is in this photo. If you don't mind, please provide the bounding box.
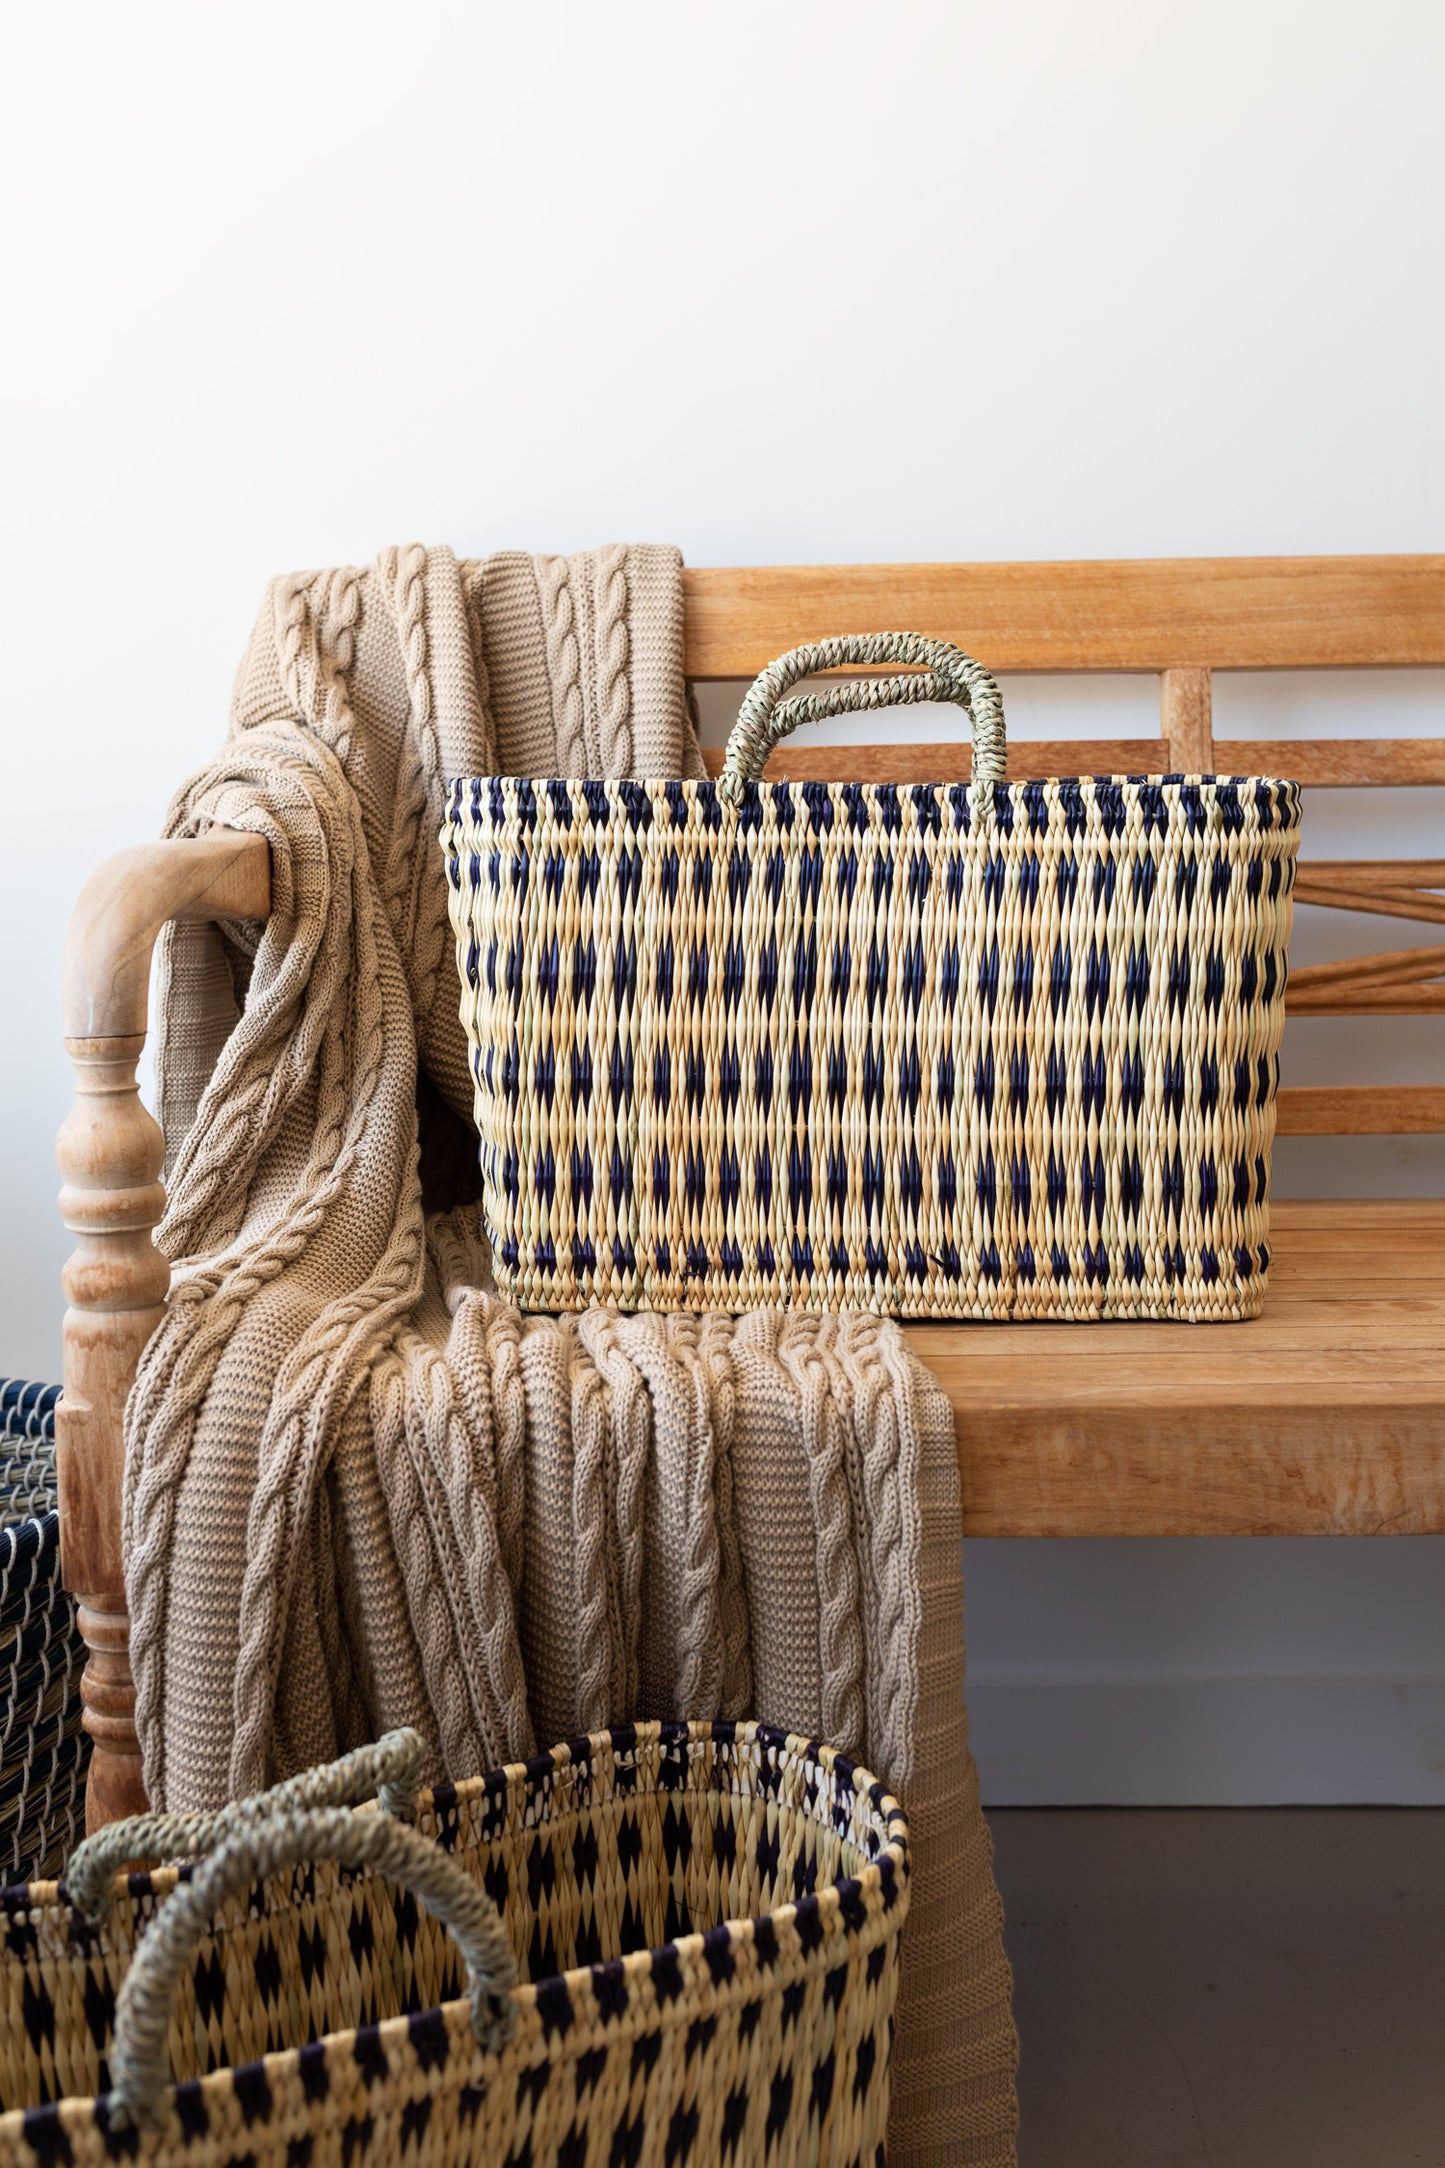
[0,1381,88,1881]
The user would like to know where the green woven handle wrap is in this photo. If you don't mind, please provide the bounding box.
[108,1800,518,2127]
[718,630,1007,803]
[65,1728,429,1921]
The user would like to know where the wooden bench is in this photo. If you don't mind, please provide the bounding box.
[57,554,1445,1829]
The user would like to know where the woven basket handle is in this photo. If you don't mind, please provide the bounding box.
[108,1801,518,2127]
[718,631,1007,804]
[65,1728,429,1921]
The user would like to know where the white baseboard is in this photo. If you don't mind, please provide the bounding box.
[966,1672,1445,1806]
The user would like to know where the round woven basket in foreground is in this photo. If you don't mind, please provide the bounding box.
[0,1720,910,2167]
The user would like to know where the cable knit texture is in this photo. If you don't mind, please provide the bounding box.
[129,542,1017,2166]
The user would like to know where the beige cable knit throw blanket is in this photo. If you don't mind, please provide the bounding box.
[127,543,1017,2165]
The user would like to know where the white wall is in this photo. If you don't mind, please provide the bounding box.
[2,0,1441,1802]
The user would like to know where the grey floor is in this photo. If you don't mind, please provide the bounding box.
[989,1809,1445,2168]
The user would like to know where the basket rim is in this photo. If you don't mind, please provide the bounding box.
[0,1720,910,2139]
[445,769,1303,793]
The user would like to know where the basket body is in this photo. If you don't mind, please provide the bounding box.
[0,1381,88,1882]
[444,772,1301,1320]
[0,1721,908,2167]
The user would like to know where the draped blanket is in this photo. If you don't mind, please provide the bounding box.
[127,543,1017,2164]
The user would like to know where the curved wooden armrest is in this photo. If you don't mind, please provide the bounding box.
[56,831,272,1831]
[63,832,272,1041]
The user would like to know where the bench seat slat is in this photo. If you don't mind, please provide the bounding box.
[913,1202,1445,1537]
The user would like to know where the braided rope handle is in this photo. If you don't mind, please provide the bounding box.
[109,1802,518,2126]
[65,1729,428,1920]
[717,631,1007,804]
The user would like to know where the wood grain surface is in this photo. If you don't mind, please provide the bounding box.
[683,556,1445,676]
[700,739,1445,787]
[911,1202,1445,1538]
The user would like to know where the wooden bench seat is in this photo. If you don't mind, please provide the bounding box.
[56,553,1445,1828]
[909,1201,1445,1537]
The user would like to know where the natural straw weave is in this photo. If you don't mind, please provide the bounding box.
[445,632,1301,1321]
[0,1721,909,2168]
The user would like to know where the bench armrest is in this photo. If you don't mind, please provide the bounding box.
[56,831,271,1830]
[63,832,272,1040]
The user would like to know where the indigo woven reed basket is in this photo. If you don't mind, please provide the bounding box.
[444,632,1301,1321]
[0,1723,908,2168]
[0,1381,88,1883]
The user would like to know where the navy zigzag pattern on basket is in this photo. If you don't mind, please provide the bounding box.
[0,1380,89,1884]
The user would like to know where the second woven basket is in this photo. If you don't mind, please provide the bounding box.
[0,1722,908,2168]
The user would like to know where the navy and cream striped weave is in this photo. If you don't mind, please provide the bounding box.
[443,639,1301,1321]
[0,1381,88,1882]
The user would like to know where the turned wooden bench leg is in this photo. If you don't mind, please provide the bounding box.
[55,1033,167,1826]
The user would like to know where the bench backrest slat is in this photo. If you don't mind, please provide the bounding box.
[681,555,1445,677]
